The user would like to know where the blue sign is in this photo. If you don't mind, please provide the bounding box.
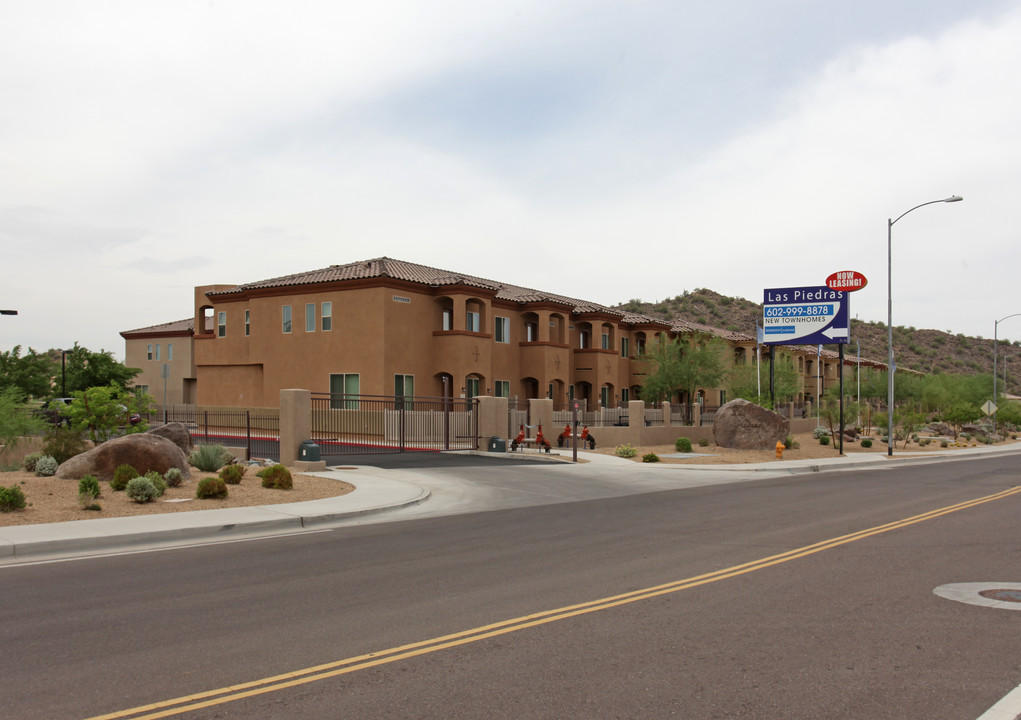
[762,285,849,345]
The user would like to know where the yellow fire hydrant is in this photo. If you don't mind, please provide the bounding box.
[775,440,785,460]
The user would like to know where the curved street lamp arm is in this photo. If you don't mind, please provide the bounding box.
[890,196,963,227]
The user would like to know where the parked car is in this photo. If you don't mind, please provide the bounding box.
[37,397,75,426]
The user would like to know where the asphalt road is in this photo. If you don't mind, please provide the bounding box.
[2,455,1020,719]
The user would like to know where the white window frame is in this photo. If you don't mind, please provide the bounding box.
[494,380,510,397]
[305,303,316,333]
[495,316,510,343]
[282,305,292,334]
[217,311,226,338]
[322,302,332,331]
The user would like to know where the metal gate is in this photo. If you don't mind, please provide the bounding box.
[310,394,479,456]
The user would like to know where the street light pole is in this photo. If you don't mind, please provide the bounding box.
[887,195,963,457]
[992,313,1021,435]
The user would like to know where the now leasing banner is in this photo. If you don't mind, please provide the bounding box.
[762,285,849,346]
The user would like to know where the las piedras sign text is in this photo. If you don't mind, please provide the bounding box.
[762,285,850,345]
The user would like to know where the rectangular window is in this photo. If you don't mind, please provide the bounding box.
[329,373,360,409]
[322,302,332,331]
[636,338,646,355]
[155,344,161,361]
[495,316,510,343]
[495,380,510,397]
[167,344,173,361]
[442,308,453,331]
[621,387,630,403]
[147,344,153,361]
[526,323,537,342]
[282,305,292,334]
[601,333,610,350]
[579,331,590,349]
[720,390,727,405]
[305,303,316,333]
[394,374,415,409]
[621,337,629,358]
[466,310,480,333]
[245,310,250,337]
[217,312,226,338]
[600,386,611,408]
[465,376,480,399]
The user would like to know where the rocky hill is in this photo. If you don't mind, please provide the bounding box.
[616,289,1016,381]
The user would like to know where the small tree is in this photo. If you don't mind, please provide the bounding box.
[640,335,726,420]
[942,403,982,440]
[0,387,45,451]
[62,384,150,443]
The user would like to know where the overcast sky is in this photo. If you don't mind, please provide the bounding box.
[3,0,1020,362]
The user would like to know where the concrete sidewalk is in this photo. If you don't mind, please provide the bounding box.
[2,443,1018,565]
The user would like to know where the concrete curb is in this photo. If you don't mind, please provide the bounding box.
[0,474,430,564]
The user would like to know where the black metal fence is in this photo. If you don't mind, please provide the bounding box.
[310,394,478,456]
[149,408,280,461]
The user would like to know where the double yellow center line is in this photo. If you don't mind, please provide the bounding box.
[89,485,1021,720]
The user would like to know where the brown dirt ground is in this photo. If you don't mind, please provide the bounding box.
[587,429,1017,465]
[0,468,354,527]
[0,431,1013,528]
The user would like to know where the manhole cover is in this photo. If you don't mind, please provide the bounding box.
[979,589,1021,603]
[934,583,1021,610]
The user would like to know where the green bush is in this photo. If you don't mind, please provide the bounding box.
[819,435,830,446]
[42,425,89,464]
[78,475,101,499]
[674,437,693,453]
[82,503,102,512]
[111,464,139,491]
[22,452,43,472]
[34,455,58,477]
[641,452,660,463]
[941,440,949,448]
[189,444,232,472]
[219,464,246,485]
[614,443,637,458]
[144,470,167,496]
[697,438,709,447]
[0,484,27,512]
[860,438,873,448]
[196,477,228,499]
[258,464,293,490]
[164,467,184,487]
[126,477,159,504]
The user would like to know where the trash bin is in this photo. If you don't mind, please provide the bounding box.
[299,440,321,462]
[488,436,506,453]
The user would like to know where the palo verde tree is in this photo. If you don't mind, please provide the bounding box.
[639,334,727,413]
[730,353,802,408]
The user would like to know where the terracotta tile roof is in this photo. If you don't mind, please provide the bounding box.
[120,318,195,337]
[209,257,672,325]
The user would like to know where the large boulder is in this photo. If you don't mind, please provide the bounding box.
[712,399,790,450]
[56,433,191,481]
[147,422,194,455]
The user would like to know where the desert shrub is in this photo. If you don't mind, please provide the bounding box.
[698,438,709,447]
[219,463,246,485]
[143,470,167,496]
[22,452,43,472]
[78,475,101,499]
[164,467,184,488]
[0,484,27,512]
[82,503,102,511]
[189,444,231,472]
[940,440,949,448]
[674,437,693,453]
[819,435,830,446]
[641,452,660,463]
[196,477,228,499]
[34,455,58,477]
[813,427,830,440]
[614,443,637,458]
[258,464,293,490]
[860,438,873,448]
[111,464,139,491]
[919,438,931,447]
[42,425,89,464]
[126,477,159,504]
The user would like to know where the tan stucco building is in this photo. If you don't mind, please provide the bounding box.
[122,257,880,410]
